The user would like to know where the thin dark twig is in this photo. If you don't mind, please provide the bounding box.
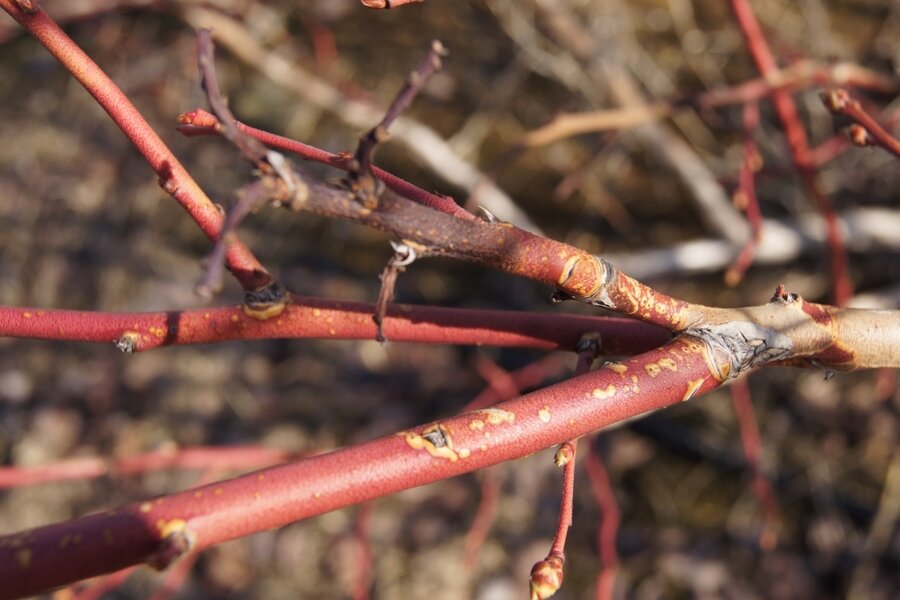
[194,29,294,299]
[196,180,275,298]
[373,241,420,342]
[821,89,900,159]
[197,29,269,167]
[347,40,448,207]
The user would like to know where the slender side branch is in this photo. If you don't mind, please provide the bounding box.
[0,336,726,599]
[346,40,447,207]
[728,0,852,305]
[0,300,670,355]
[821,89,900,159]
[176,108,472,219]
[0,0,272,291]
[272,160,900,371]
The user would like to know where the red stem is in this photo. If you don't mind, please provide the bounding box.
[549,441,576,557]
[0,299,669,355]
[177,108,473,220]
[725,101,763,286]
[71,566,137,600]
[463,468,502,568]
[821,89,900,159]
[728,0,853,305]
[0,336,722,599]
[585,447,620,600]
[465,355,569,412]
[0,1,272,291]
[0,445,297,489]
[730,378,780,550]
[352,502,374,600]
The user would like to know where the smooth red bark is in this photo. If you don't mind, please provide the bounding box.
[0,337,722,599]
[0,298,670,354]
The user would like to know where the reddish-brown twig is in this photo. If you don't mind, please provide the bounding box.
[464,355,570,413]
[729,378,780,550]
[821,89,900,159]
[584,443,620,600]
[352,502,375,600]
[463,467,502,569]
[725,101,764,286]
[728,0,853,305]
[0,300,669,356]
[193,29,296,298]
[346,40,447,207]
[529,336,599,599]
[176,108,472,220]
[0,1,272,292]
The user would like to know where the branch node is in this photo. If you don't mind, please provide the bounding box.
[684,323,792,381]
[146,525,196,571]
[575,331,603,358]
[847,124,874,147]
[553,442,575,467]
[114,331,140,354]
[242,281,289,321]
[769,284,799,305]
[344,40,446,208]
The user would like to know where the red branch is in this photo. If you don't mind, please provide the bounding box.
[821,89,900,159]
[584,446,620,600]
[725,101,763,287]
[729,378,781,550]
[0,299,669,355]
[0,1,272,291]
[728,0,853,305]
[177,109,473,220]
[463,468,502,568]
[0,336,723,598]
[0,446,297,489]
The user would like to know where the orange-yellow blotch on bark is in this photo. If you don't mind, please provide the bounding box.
[478,407,516,425]
[241,302,287,321]
[606,362,628,375]
[683,378,705,401]
[592,384,616,400]
[538,406,552,423]
[400,423,461,462]
[157,518,188,540]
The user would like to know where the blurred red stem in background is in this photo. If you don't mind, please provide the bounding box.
[585,444,620,600]
[730,378,781,550]
[821,89,900,159]
[728,0,852,305]
[725,101,763,286]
